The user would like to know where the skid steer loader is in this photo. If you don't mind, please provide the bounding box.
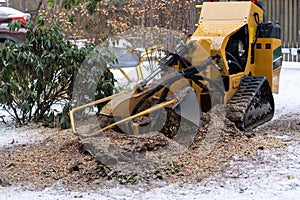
[70,1,282,139]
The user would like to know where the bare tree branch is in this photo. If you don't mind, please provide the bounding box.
[34,0,43,23]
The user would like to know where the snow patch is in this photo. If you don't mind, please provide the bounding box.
[1,62,300,199]
[273,62,300,119]
[0,124,46,150]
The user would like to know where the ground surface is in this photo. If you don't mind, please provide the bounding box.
[0,62,300,199]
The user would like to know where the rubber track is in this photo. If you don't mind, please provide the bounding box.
[226,76,274,131]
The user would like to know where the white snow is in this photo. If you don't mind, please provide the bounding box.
[273,61,300,119]
[0,124,45,150]
[1,61,300,200]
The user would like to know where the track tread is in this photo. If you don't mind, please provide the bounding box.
[226,76,274,131]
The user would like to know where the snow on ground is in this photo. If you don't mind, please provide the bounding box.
[273,61,300,119]
[0,111,45,150]
[1,61,300,199]
[0,103,65,150]
[0,124,46,150]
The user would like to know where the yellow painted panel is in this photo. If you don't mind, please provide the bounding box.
[272,67,281,94]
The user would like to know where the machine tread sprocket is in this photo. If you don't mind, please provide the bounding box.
[226,76,274,131]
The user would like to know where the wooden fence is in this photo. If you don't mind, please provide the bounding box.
[5,0,300,61]
[264,0,300,61]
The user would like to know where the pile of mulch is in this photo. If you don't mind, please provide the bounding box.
[1,113,296,191]
[0,127,103,191]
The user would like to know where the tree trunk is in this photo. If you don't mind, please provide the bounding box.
[20,0,26,11]
[33,0,43,23]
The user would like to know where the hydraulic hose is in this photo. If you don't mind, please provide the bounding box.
[131,54,220,116]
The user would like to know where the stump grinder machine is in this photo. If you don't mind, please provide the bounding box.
[70,0,282,138]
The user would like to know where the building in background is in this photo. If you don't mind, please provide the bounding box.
[263,0,300,61]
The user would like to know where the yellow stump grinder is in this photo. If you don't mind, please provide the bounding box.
[70,1,282,140]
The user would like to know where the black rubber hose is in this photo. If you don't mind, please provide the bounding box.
[225,51,241,68]
[157,73,214,104]
[131,84,165,116]
[181,57,213,76]
[131,73,182,115]
[131,54,220,116]
[179,57,192,69]
[192,79,209,92]
[253,12,261,44]
[157,87,170,104]
[192,75,225,95]
[228,60,243,71]
[254,12,260,25]
[156,73,224,106]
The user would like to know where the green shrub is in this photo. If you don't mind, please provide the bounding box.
[0,16,114,128]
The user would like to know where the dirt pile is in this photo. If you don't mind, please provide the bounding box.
[1,112,297,191]
[0,128,102,191]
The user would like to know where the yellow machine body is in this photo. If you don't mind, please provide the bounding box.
[191,1,281,102]
[70,1,282,135]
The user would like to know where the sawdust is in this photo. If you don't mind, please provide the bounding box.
[1,113,297,191]
[0,128,102,191]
